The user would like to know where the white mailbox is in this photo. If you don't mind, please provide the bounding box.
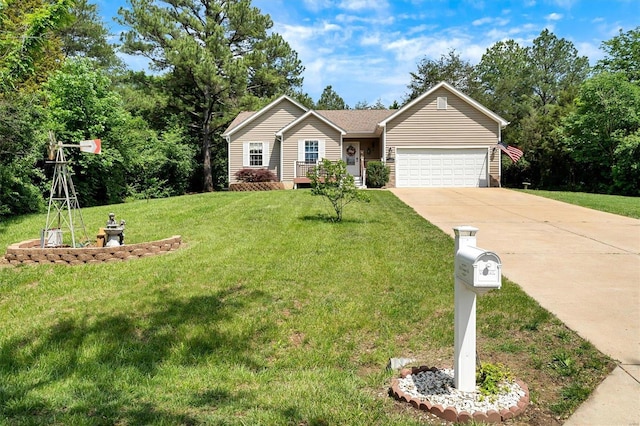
[455,245,502,292]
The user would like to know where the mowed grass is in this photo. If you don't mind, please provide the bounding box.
[0,191,614,425]
[519,190,640,219]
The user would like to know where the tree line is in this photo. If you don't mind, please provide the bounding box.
[0,0,638,218]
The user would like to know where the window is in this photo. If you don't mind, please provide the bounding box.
[243,141,269,167]
[437,96,447,110]
[298,139,324,163]
[304,140,319,164]
[249,142,263,166]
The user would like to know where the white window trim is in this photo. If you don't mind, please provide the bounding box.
[242,141,270,167]
[298,139,325,163]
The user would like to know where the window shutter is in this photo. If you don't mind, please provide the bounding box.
[243,142,250,167]
[298,140,305,162]
[262,142,270,166]
[318,140,326,160]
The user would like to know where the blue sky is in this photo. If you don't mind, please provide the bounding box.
[98,0,639,107]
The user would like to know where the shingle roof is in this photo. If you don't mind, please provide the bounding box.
[315,109,394,134]
[224,108,395,137]
[223,111,256,135]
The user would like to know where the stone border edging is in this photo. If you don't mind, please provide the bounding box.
[389,366,529,424]
[4,236,182,266]
[229,182,284,191]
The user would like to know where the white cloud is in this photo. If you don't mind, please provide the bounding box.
[265,0,621,106]
[473,17,493,26]
[486,28,510,40]
[302,0,333,12]
[338,0,388,11]
[406,23,438,35]
[361,33,381,46]
[576,42,605,63]
[472,17,510,27]
[335,14,395,25]
[323,22,341,32]
[550,0,576,8]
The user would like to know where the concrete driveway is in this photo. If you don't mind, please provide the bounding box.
[390,188,640,424]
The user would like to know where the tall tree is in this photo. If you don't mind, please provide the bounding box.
[473,30,589,189]
[316,85,347,109]
[118,0,304,191]
[58,0,122,69]
[474,40,530,123]
[526,29,589,111]
[561,72,640,193]
[43,58,196,205]
[353,98,386,110]
[405,49,477,102]
[0,92,46,217]
[595,27,640,84]
[0,0,73,92]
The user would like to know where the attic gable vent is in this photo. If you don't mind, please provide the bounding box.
[437,96,447,110]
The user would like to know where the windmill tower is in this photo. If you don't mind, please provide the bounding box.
[42,132,101,248]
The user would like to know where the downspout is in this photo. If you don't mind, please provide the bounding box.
[381,124,387,162]
[497,124,502,188]
[276,133,283,183]
[225,135,231,187]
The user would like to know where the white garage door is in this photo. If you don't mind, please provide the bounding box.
[396,148,488,188]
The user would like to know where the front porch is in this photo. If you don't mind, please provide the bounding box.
[293,157,378,189]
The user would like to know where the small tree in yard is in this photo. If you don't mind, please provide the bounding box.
[308,159,369,222]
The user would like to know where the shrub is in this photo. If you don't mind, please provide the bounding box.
[235,168,277,183]
[365,161,390,188]
[612,130,640,196]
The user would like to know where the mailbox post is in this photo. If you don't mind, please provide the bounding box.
[453,226,502,392]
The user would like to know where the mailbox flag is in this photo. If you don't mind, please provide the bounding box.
[79,139,101,154]
[497,141,523,163]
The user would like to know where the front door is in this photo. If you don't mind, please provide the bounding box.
[344,142,360,176]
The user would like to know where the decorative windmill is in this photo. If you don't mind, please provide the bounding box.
[42,131,101,248]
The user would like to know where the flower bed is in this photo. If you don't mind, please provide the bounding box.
[4,236,181,266]
[390,366,529,424]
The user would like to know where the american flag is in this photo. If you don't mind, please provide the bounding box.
[497,141,523,163]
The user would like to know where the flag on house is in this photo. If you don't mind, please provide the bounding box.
[497,141,523,163]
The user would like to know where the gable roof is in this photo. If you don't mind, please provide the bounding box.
[222,95,308,137]
[378,81,509,128]
[317,109,393,135]
[276,110,347,137]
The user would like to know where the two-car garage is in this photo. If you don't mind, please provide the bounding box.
[395,148,489,188]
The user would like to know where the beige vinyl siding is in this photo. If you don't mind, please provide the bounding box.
[281,116,342,182]
[228,100,304,183]
[385,87,501,187]
[385,88,498,146]
[489,143,500,187]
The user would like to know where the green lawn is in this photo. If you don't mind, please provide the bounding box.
[0,191,613,425]
[519,190,640,219]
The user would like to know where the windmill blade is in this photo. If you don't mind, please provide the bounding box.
[79,139,101,154]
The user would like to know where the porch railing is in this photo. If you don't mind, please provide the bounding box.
[295,161,318,179]
[295,159,366,187]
